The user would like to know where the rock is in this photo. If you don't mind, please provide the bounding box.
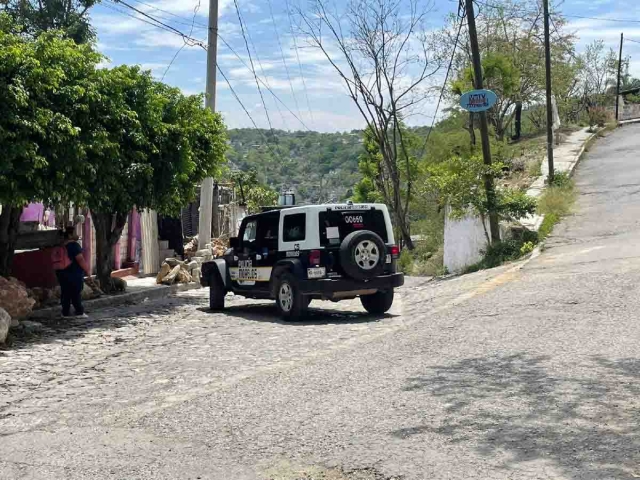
[0,276,36,320]
[186,261,198,272]
[112,277,127,293]
[195,249,211,258]
[164,258,183,268]
[176,268,192,284]
[81,283,94,300]
[20,320,43,334]
[191,268,201,281]
[156,263,172,284]
[0,308,10,344]
[161,265,181,285]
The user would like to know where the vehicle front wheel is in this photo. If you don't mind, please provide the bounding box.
[209,272,225,311]
[360,289,394,315]
[275,273,307,321]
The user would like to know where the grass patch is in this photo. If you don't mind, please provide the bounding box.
[398,245,446,277]
[536,171,577,240]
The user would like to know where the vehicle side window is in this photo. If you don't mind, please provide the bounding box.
[258,212,280,251]
[283,214,306,242]
[242,220,258,253]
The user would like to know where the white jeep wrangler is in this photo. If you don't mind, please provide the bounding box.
[201,203,404,320]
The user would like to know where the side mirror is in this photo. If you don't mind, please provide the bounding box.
[229,237,239,250]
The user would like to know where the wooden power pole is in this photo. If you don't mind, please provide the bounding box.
[464,0,500,244]
[616,33,624,121]
[542,0,555,184]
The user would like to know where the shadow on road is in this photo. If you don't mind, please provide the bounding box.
[197,302,391,326]
[393,354,640,480]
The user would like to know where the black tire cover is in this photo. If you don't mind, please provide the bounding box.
[339,230,386,280]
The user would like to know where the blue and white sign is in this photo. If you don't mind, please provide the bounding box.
[460,89,498,112]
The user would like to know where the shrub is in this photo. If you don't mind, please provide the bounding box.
[397,249,414,274]
[520,241,535,255]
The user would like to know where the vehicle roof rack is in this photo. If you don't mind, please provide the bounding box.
[260,205,297,212]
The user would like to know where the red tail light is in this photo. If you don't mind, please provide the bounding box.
[390,245,400,258]
[310,250,321,266]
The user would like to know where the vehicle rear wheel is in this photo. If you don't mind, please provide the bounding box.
[360,289,394,315]
[275,273,307,321]
[340,230,386,280]
[209,272,225,311]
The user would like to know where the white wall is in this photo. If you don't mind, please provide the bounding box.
[443,208,489,274]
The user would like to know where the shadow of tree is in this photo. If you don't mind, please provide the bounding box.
[393,354,640,480]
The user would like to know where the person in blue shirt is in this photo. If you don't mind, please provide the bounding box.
[56,227,91,318]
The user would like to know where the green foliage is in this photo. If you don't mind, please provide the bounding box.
[549,170,571,188]
[76,65,227,219]
[229,169,278,214]
[397,249,413,275]
[587,107,610,129]
[0,19,101,208]
[537,182,575,218]
[225,128,363,203]
[425,155,536,228]
[0,0,98,44]
[520,241,535,255]
[538,213,559,240]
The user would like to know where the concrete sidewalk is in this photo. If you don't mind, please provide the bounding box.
[520,127,596,231]
[29,276,202,320]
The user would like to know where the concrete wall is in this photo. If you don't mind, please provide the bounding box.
[443,208,489,274]
[621,103,640,121]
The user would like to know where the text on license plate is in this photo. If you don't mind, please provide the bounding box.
[307,267,326,279]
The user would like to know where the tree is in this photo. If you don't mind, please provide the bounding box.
[0,0,97,43]
[0,17,101,276]
[73,66,227,291]
[297,0,446,249]
[229,169,278,214]
[425,155,536,243]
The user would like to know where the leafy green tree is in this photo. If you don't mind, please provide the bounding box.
[74,66,227,291]
[426,155,536,243]
[0,0,97,43]
[0,18,101,275]
[229,169,278,214]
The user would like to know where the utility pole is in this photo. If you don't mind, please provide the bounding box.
[542,0,555,185]
[198,0,219,247]
[616,33,624,121]
[464,0,500,244]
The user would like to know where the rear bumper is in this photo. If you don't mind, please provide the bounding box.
[298,273,404,295]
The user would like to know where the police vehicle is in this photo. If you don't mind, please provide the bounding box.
[201,202,404,320]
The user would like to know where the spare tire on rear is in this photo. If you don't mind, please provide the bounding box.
[339,230,386,280]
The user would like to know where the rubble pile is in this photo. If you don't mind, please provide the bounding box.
[156,258,200,285]
[0,277,35,321]
[184,236,228,260]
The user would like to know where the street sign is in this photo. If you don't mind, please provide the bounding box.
[460,89,498,112]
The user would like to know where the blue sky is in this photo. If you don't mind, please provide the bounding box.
[91,0,640,133]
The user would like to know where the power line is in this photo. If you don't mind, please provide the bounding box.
[419,1,466,157]
[267,0,303,124]
[105,0,311,132]
[111,0,207,47]
[627,38,640,44]
[285,0,315,125]
[162,0,201,81]
[232,0,274,132]
[216,34,312,130]
[126,0,209,29]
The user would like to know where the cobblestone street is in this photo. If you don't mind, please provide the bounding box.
[2,126,640,479]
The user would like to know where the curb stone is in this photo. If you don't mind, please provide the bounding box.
[26,282,202,321]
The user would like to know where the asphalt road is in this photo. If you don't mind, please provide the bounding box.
[2,125,640,479]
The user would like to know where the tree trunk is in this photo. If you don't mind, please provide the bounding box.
[93,211,127,293]
[0,205,23,277]
[512,101,523,141]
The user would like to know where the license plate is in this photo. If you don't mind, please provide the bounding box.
[307,267,326,279]
[385,254,392,264]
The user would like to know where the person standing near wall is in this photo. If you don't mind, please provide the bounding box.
[52,227,91,318]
